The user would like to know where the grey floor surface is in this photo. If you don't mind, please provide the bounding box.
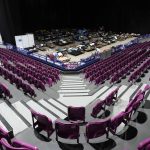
[0,66,149,150]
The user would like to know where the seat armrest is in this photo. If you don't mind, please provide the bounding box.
[12,139,39,150]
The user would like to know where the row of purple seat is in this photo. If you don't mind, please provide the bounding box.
[84,42,150,74]
[2,61,46,91]
[93,49,148,85]
[91,87,119,117]
[0,66,36,97]
[110,50,150,84]
[0,85,149,149]
[0,48,60,86]
[16,63,58,84]
[30,85,150,144]
[83,41,150,85]
[0,48,59,76]
[0,123,149,150]
[3,62,52,86]
[129,59,150,82]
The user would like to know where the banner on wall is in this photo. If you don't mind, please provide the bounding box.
[15,34,35,48]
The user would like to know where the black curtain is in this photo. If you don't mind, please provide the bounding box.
[0,0,150,43]
[0,0,22,43]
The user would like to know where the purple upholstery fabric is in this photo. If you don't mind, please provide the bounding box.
[55,119,79,143]
[91,100,105,118]
[68,106,85,123]
[30,109,54,138]
[109,112,126,134]
[85,119,110,142]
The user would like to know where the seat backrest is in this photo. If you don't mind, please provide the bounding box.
[91,100,105,117]
[110,112,125,132]
[55,119,79,139]
[68,106,85,121]
[31,109,52,129]
[86,119,110,139]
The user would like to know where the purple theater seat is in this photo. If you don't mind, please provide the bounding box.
[55,119,80,143]
[91,100,105,118]
[138,138,150,150]
[85,119,110,142]
[30,109,54,138]
[0,83,12,99]
[0,138,39,150]
[68,106,85,123]
[109,112,126,135]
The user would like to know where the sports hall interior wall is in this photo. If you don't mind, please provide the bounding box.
[0,0,150,43]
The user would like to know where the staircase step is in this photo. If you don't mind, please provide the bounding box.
[0,103,28,135]
[47,98,68,113]
[60,87,86,90]
[39,99,67,119]
[60,85,86,88]
[61,82,86,85]
[27,100,57,122]
[63,93,89,97]
[58,89,90,93]
[62,80,84,83]
[120,84,139,101]
[12,101,32,125]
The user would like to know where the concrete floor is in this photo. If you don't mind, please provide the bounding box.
[0,65,148,150]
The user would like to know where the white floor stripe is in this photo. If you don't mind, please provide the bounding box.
[60,85,86,88]
[60,87,86,90]
[62,76,82,79]
[62,82,85,85]
[58,89,90,93]
[63,93,89,96]
[147,93,150,100]
[48,99,67,113]
[57,86,109,107]
[39,99,66,119]
[62,80,84,83]
[118,85,128,97]
[0,120,8,132]
[27,100,57,122]
[62,75,81,78]
[0,103,27,135]
[120,85,138,101]
[98,86,118,100]
[62,78,82,81]
[12,101,32,124]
